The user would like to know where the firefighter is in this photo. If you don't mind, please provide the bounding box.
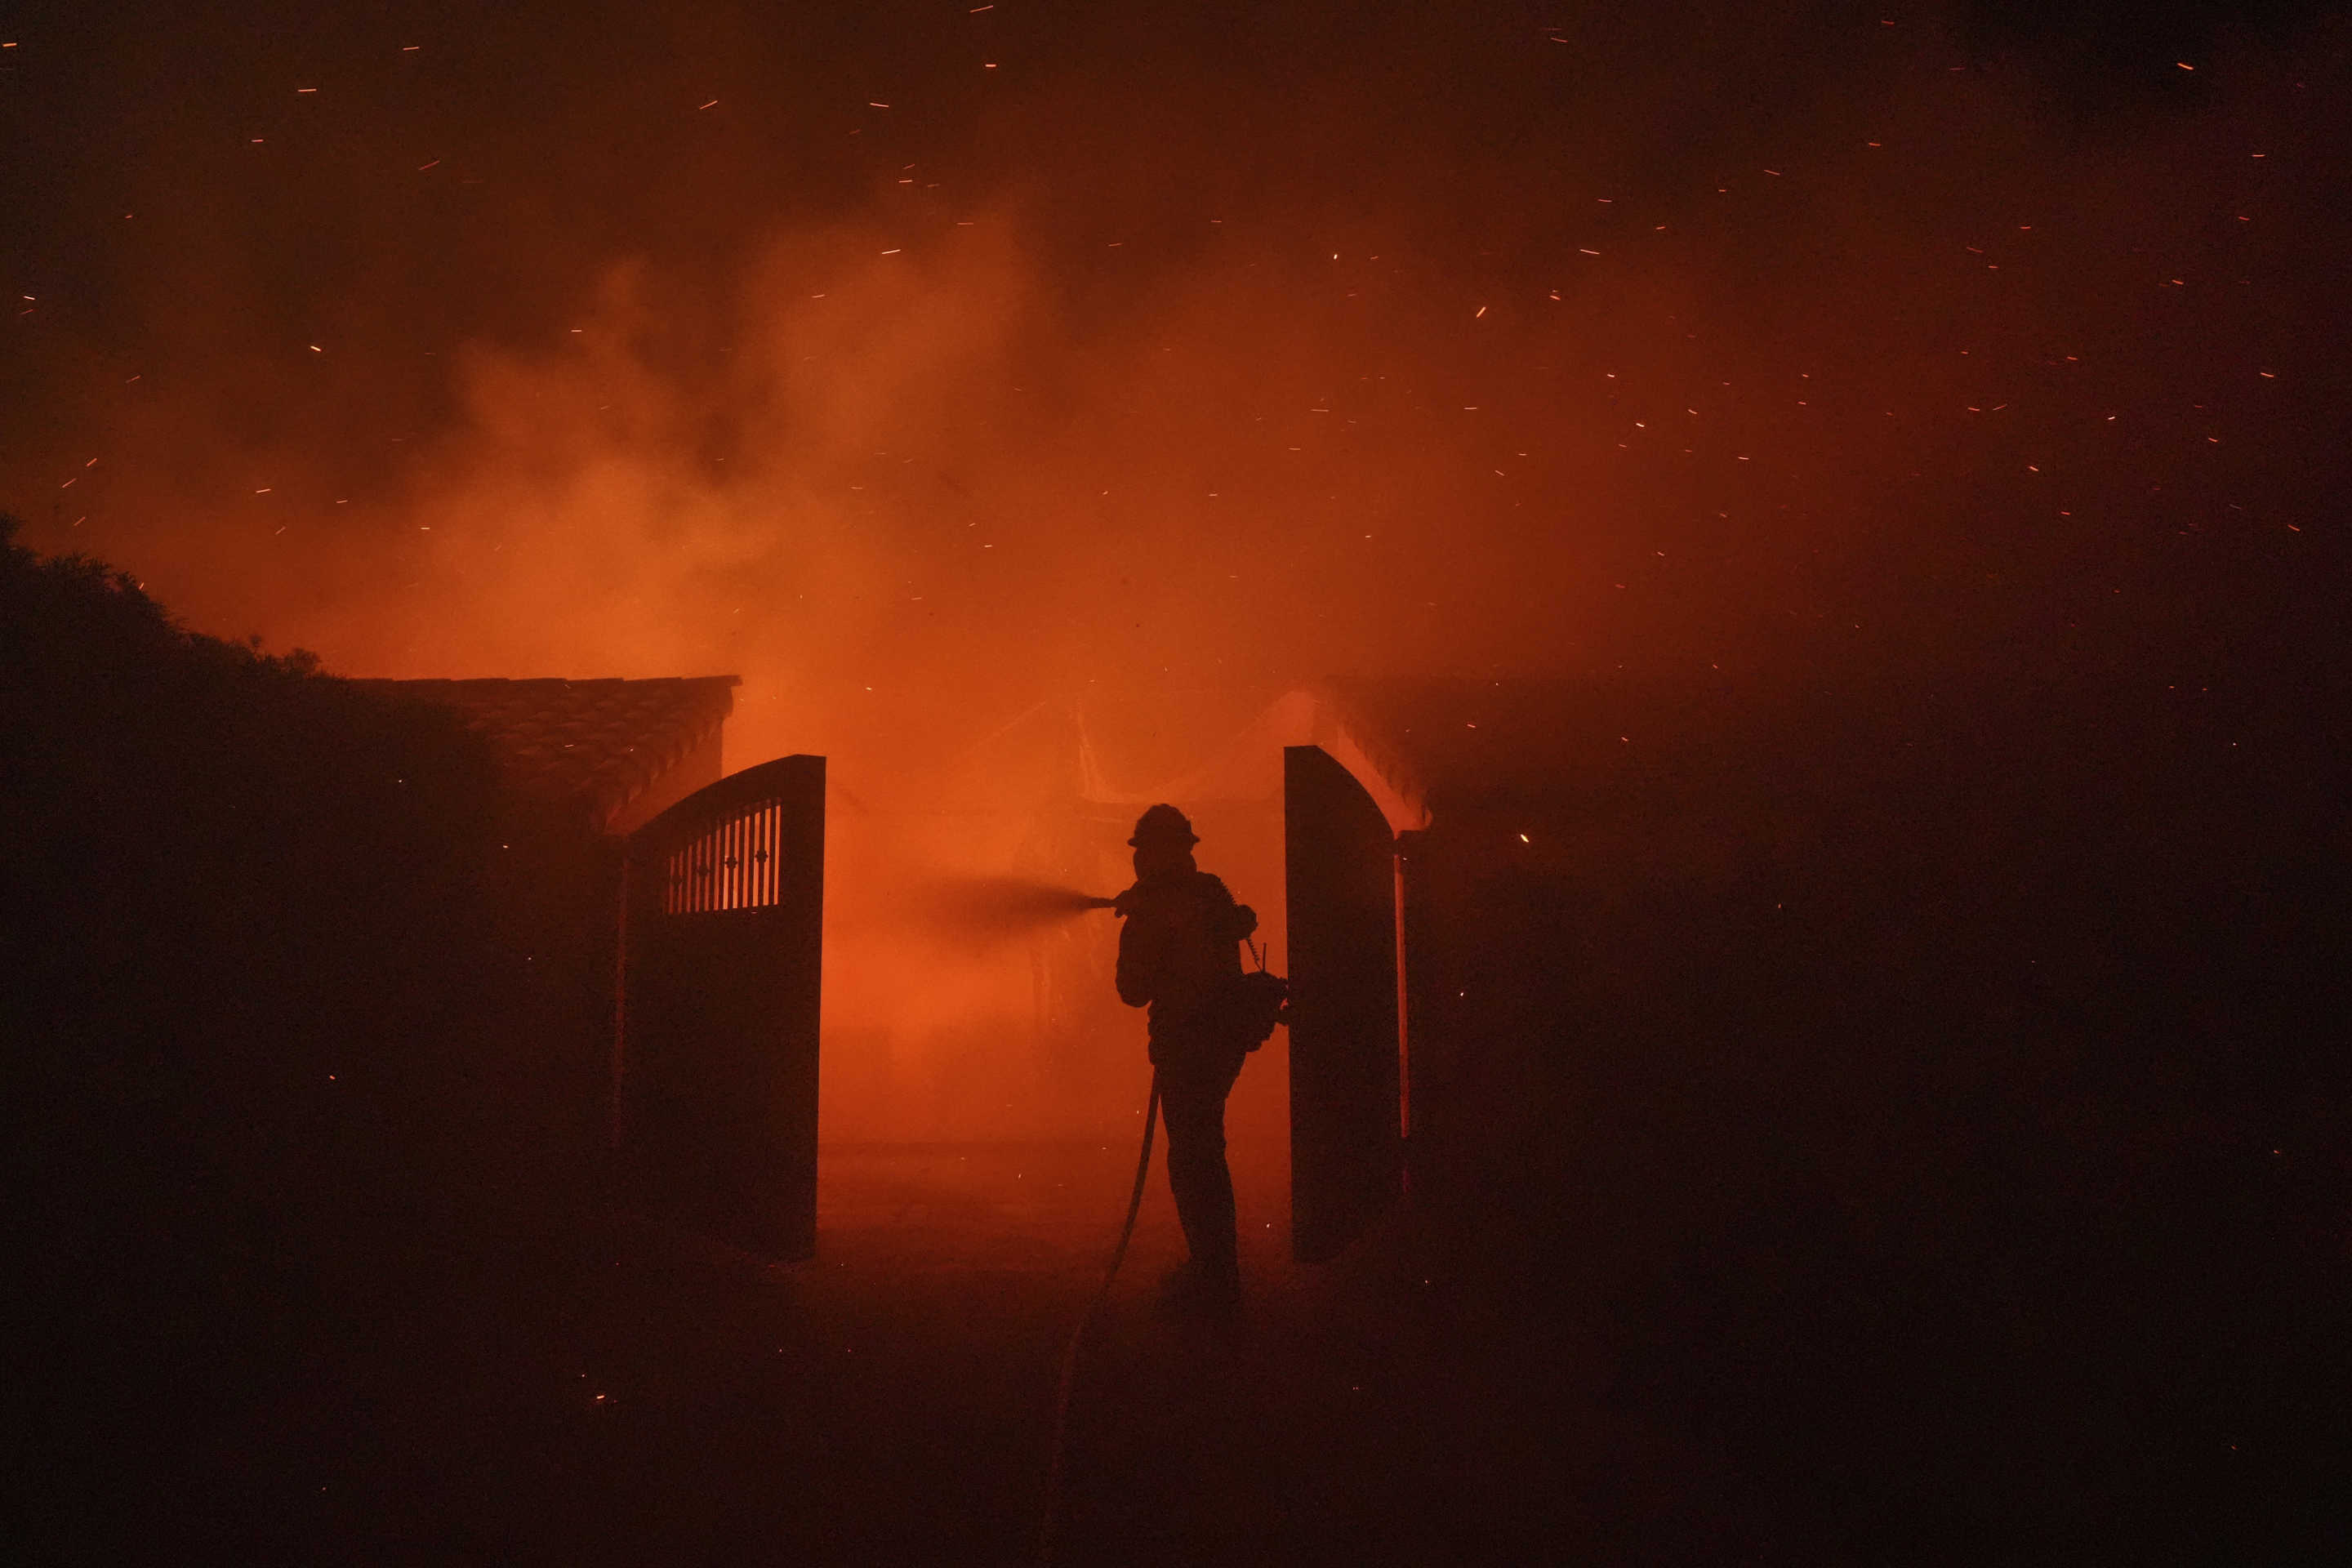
[1112,803,1260,1311]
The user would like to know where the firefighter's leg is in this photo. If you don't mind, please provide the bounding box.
[1156,1044,1247,1292]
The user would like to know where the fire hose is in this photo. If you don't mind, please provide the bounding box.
[1034,1069,1160,1566]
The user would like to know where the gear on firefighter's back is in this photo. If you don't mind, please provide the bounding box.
[1233,941,1290,1049]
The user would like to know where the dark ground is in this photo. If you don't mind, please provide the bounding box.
[158,1138,1575,1567]
[116,1120,2350,1565]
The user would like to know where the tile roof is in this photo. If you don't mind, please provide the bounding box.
[350,676,737,830]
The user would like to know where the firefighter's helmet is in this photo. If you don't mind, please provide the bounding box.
[1128,803,1199,848]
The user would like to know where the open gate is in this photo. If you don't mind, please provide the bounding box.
[615,755,825,1259]
[1285,745,1402,1263]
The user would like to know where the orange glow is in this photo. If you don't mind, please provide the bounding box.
[7,10,2332,1156]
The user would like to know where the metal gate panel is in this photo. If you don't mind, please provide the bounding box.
[1285,744,1402,1263]
[617,755,824,1259]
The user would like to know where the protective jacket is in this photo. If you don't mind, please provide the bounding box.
[1113,868,1257,1059]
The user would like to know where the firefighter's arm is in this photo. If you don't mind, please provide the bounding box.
[1115,909,1156,1008]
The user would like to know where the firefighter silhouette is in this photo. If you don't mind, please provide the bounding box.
[1112,803,1259,1309]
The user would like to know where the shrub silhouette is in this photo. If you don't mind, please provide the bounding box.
[3,515,612,1551]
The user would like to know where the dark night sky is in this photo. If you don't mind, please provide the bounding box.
[3,2,2347,767]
